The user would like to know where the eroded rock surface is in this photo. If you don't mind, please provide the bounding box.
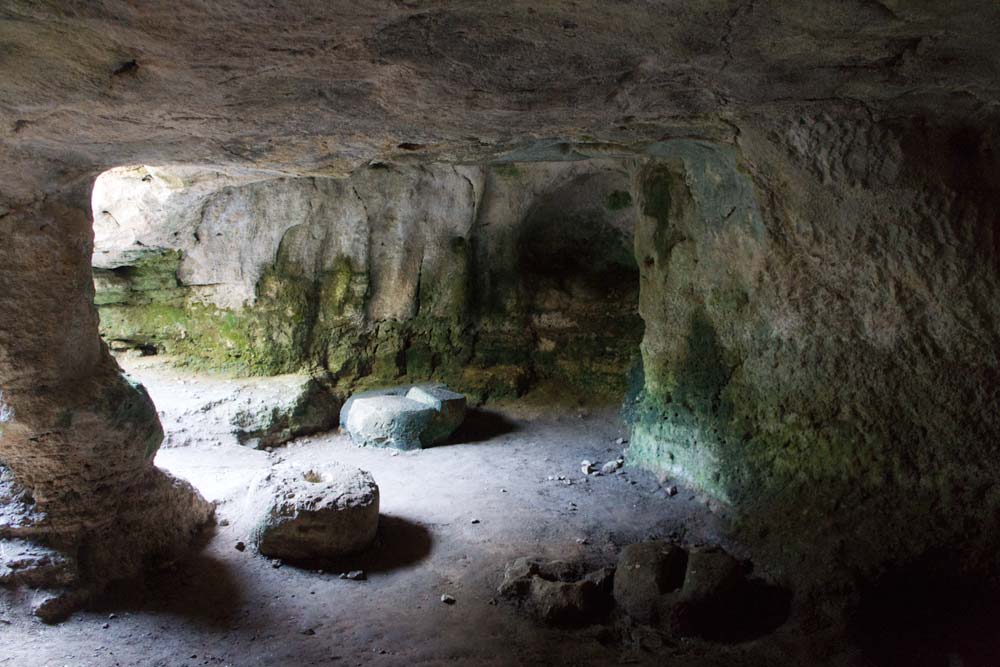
[90,162,641,401]
[0,192,213,622]
[342,384,466,450]
[498,557,615,627]
[613,541,756,638]
[230,376,341,449]
[253,463,379,562]
[612,541,689,626]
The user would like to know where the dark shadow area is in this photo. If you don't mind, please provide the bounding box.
[90,532,243,627]
[445,407,518,444]
[284,514,432,574]
[690,578,793,644]
[511,172,642,397]
[850,564,1000,667]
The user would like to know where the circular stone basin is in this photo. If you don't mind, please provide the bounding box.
[254,461,379,561]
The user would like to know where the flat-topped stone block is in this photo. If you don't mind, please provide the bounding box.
[341,384,467,450]
[339,387,408,430]
[344,395,437,450]
[405,385,467,444]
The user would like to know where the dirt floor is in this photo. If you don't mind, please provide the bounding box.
[0,357,865,666]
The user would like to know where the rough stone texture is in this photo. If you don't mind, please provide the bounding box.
[344,395,437,450]
[612,541,688,626]
[341,384,466,449]
[404,385,467,444]
[613,541,745,637]
[1,0,1000,622]
[253,462,379,561]
[625,125,1000,601]
[681,548,742,605]
[0,186,213,621]
[498,557,614,626]
[0,539,76,590]
[338,387,409,429]
[230,375,341,449]
[90,161,641,399]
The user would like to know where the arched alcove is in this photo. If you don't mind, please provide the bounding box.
[516,170,642,397]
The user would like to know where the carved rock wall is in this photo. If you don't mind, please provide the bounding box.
[92,160,643,400]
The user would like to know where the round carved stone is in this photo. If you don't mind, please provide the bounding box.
[254,462,379,561]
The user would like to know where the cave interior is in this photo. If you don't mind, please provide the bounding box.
[2,2,1000,666]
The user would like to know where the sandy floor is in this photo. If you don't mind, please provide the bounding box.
[1,357,827,667]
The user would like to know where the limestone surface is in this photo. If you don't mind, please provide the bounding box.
[342,385,467,450]
[498,557,614,626]
[404,385,467,444]
[612,541,688,625]
[254,463,379,562]
[613,541,744,637]
[230,376,341,449]
[344,396,438,451]
[89,161,641,399]
[0,187,214,622]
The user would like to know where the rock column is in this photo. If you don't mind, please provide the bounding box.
[0,176,212,621]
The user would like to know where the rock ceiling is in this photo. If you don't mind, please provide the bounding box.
[1,0,999,200]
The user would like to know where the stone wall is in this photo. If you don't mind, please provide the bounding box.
[626,125,1000,593]
[92,160,642,402]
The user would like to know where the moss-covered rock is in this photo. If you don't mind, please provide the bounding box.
[93,161,644,405]
[623,129,1000,598]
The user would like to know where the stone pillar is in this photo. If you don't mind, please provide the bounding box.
[0,175,212,622]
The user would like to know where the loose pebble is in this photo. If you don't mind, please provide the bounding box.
[601,459,622,474]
